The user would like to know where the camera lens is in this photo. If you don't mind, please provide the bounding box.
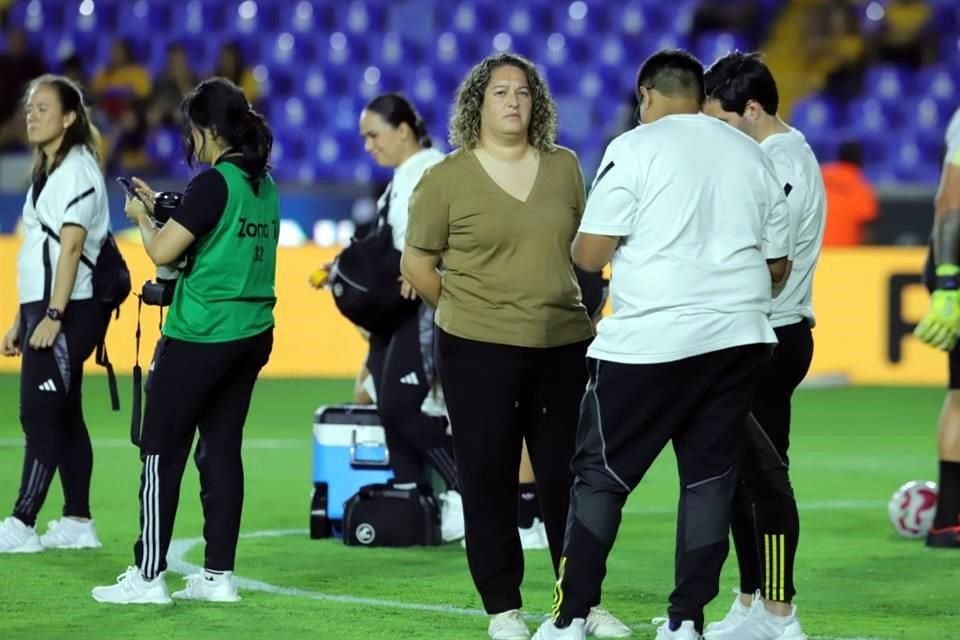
[153,191,183,225]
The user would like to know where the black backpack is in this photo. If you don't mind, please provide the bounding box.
[342,483,441,547]
[41,223,132,410]
[328,183,419,336]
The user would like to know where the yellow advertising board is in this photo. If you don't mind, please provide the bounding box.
[0,239,944,385]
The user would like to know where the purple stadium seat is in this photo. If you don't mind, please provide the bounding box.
[914,66,959,107]
[335,0,388,35]
[145,126,182,168]
[902,98,950,140]
[863,65,909,104]
[504,4,553,36]
[167,0,228,35]
[437,1,501,35]
[279,0,336,33]
[790,95,842,133]
[696,32,748,67]
[847,97,899,136]
[609,1,665,35]
[553,1,609,39]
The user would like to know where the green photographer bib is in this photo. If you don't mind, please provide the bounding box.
[163,163,279,342]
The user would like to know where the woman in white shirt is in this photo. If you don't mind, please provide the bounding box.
[0,75,110,553]
[351,93,465,539]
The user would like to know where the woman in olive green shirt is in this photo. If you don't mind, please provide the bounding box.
[402,53,625,639]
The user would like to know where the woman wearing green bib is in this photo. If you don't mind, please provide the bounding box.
[92,78,277,605]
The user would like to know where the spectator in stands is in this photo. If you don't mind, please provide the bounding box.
[871,0,934,68]
[821,141,878,246]
[805,2,866,100]
[690,0,759,44]
[0,27,47,151]
[91,39,151,171]
[403,52,628,640]
[212,43,260,106]
[147,43,198,130]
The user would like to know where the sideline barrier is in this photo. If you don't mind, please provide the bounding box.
[0,240,941,384]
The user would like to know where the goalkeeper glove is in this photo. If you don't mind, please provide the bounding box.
[915,264,960,351]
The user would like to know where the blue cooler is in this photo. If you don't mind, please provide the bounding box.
[311,404,393,538]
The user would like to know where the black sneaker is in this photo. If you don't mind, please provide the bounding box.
[926,525,960,548]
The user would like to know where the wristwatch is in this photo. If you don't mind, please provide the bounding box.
[45,307,65,321]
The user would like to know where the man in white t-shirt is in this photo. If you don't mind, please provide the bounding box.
[699,51,826,640]
[533,50,794,640]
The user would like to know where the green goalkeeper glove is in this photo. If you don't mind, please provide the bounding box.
[915,264,960,351]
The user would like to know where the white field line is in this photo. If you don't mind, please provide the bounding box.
[166,528,886,640]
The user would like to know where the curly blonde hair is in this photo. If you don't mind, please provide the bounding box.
[448,53,557,152]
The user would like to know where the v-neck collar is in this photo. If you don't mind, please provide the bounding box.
[469,148,544,205]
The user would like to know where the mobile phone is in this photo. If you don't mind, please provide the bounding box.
[116,176,140,199]
[117,177,153,211]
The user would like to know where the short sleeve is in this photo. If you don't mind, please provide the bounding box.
[945,109,960,167]
[170,168,228,240]
[405,164,449,251]
[569,151,586,219]
[762,163,794,261]
[578,137,639,237]
[60,164,100,231]
[765,148,801,258]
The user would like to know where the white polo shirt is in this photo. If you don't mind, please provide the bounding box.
[760,128,826,328]
[16,146,109,304]
[379,147,445,252]
[580,113,795,364]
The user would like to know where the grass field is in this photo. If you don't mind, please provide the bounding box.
[0,374,956,639]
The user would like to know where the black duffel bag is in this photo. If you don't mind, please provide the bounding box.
[342,483,441,547]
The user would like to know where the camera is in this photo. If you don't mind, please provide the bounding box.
[141,191,185,307]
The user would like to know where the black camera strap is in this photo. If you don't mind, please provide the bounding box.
[130,295,163,447]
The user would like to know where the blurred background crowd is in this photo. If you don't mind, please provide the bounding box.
[0,0,955,247]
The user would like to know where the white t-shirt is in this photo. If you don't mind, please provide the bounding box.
[945,107,960,167]
[760,128,826,328]
[17,146,110,304]
[379,147,445,251]
[580,113,794,364]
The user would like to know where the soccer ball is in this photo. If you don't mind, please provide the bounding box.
[888,480,938,539]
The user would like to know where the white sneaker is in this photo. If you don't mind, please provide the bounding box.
[703,598,806,640]
[0,516,42,553]
[91,567,172,604]
[520,519,549,550]
[532,618,587,639]
[704,593,751,634]
[439,490,465,542]
[586,607,632,638]
[489,609,532,640]
[653,618,701,640]
[39,518,102,549]
[172,570,241,602]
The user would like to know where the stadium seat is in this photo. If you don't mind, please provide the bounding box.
[696,32,748,67]
[903,98,950,141]
[279,0,336,33]
[504,4,552,36]
[609,1,663,35]
[335,0,388,35]
[169,0,227,35]
[790,94,843,133]
[553,1,610,39]
[847,97,899,136]
[863,65,909,104]
[914,66,959,107]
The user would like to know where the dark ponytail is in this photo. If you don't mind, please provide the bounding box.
[25,74,97,182]
[180,77,272,191]
[364,92,432,149]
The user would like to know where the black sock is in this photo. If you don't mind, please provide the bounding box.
[517,482,539,528]
[934,460,960,529]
